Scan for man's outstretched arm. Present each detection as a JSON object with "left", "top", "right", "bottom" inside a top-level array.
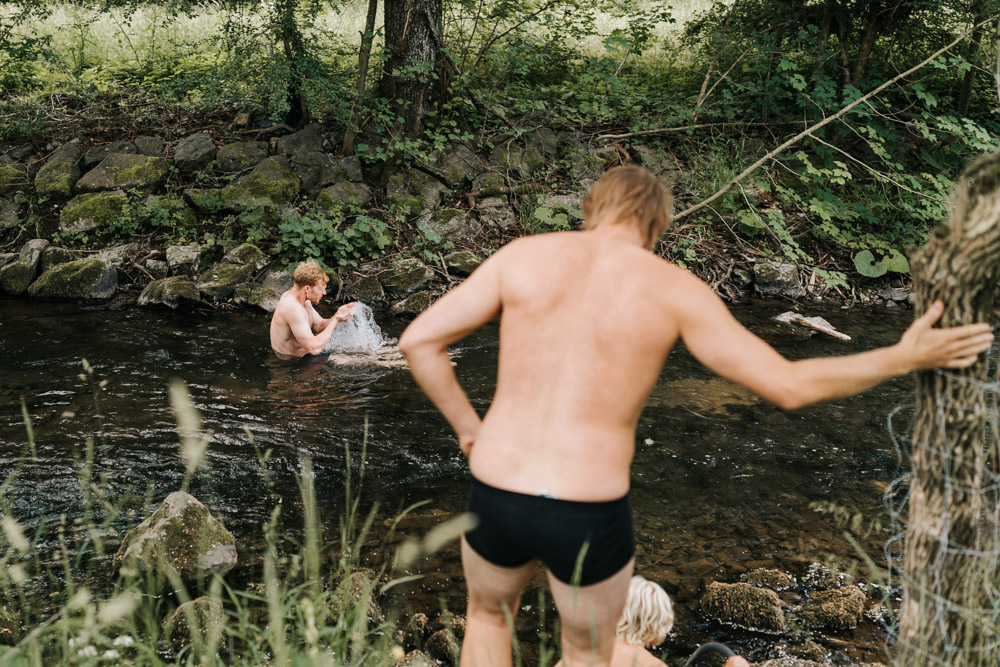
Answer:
[
  {"left": 399, "top": 256, "right": 503, "bottom": 455},
  {"left": 675, "top": 277, "right": 993, "bottom": 410},
  {"left": 288, "top": 302, "right": 356, "bottom": 355}
]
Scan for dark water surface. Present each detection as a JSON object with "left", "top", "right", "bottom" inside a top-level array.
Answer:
[{"left": 0, "top": 296, "right": 916, "bottom": 662}]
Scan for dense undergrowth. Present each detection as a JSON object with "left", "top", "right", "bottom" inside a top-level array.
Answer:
[{"left": 1, "top": 0, "right": 998, "bottom": 295}]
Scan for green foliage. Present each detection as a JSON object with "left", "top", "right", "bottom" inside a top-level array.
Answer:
[
  {"left": 412, "top": 225, "right": 455, "bottom": 265},
  {"left": 273, "top": 205, "right": 392, "bottom": 268}
]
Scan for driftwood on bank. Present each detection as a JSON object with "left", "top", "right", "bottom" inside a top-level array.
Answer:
[
  {"left": 773, "top": 311, "right": 852, "bottom": 341},
  {"left": 897, "top": 150, "right": 1000, "bottom": 667}
]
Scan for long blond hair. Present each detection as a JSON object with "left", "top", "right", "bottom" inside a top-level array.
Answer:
[
  {"left": 616, "top": 575, "right": 674, "bottom": 647},
  {"left": 582, "top": 166, "right": 672, "bottom": 249}
]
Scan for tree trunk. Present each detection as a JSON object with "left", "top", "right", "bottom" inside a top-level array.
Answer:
[
  {"left": 897, "top": 150, "right": 1000, "bottom": 667},
  {"left": 343, "top": 0, "right": 380, "bottom": 153},
  {"left": 957, "top": 0, "right": 986, "bottom": 117},
  {"left": 378, "top": 0, "right": 443, "bottom": 139}
]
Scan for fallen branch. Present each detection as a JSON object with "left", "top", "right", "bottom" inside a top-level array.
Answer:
[{"left": 774, "top": 311, "right": 852, "bottom": 341}]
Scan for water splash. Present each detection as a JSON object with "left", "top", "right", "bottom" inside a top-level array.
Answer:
[{"left": 323, "top": 303, "right": 387, "bottom": 356}]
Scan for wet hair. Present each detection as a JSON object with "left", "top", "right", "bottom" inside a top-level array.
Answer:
[
  {"left": 293, "top": 261, "right": 328, "bottom": 288},
  {"left": 616, "top": 575, "right": 674, "bottom": 647},
  {"left": 582, "top": 166, "right": 672, "bottom": 249}
]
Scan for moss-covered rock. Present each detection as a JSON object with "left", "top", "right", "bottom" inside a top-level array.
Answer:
[
  {"left": 34, "top": 144, "right": 82, "bottom": 199},
  {"left": 743, "top": 568, "right": 797, "bottom": 592},
  {"left": 232, "top": 283, "right": 279, "bottom": 312},
  {"left": 443, "top": 251, "right": 482, "bottom": 277},
  {"left": 0, "top": 239, "right": 49, "bottom": 295},
  {"left": 380, "top": 258, "right": 434, "bottom": 299},
  {"left": 197, "top": 262, "right": 256, "bottom": 301},
  {"left": 344, "top": 274, "right": 385, "bottom": 303},
  {"left": 391, "top": 290, "right": 433, "bottom": 318},
  {"left": 317, "top": 181, "right": 373, "bottom": 212},
  {"left": 161, "top": 596, "right": 225, "bottom": 657},
  {"left": 60, "top": 191, "right": 128, "bottom": 234},
  {"left": 291, "top": 150, "right": 340, "bottom": 196},
  {"left": 76, "top": 153, "right": 169, "bottom": 194},
  {"left": 0, "top": 164, "right": 27, "bottom": 196},
  {"left": 799, "top": 585, "right": 865, "bottom": 630},
  {"left": 399, "top": 650, "right": 435, "bottom": 667},
  {"left": 479, "top": 197, "right": 517, "bottom": 230},
  {"left": 386, "top": 169, "right": 444, "bottom": 216},
  {"left": 417, "top": 208, "right": 483, "bottom": 243},
  {"left": 183, "top": 187, "right": 225, "bottom": 213},
  {"left": 220, "top": 156, "right": 300, "bottom": 212},
  {"left": 83, "top": 141, "right": 136, "bottom": 170},
  {"left": 275, "top": 122, "right": 325, "bottom": 156},
  {"left": 490, "top": 141, "right": 545, "bottom": 178},
  {"left": 329, "top": 569, "right": 384, "bottom": 624},
  {"left": 113, "top": 491, "right": 236, "bottom": 580},
  {"left": 753, "top": 261, "right": 805, "bottom": 299},
  {"left": 216, "top": 141, "right": 268, "bottom": 173},
  {"left": 138, "top": 276, "right": 202, "bottom": 309},
  {"left": 96, "top": 242, "right": 141, "bottom": 266},
  {"left": 430, "top": 144, "right": 488, "bottom": 186},
  {"left": 28, "top": 258, "right": 117, "bottom": 300},
  {"left": 223, "top": 243, "right": 267, "bottom": 271},
  {"left": 701, "top": 581, "right": 786, "bottom": 633},
  {"left": 173, "top": 132, "right": 217, "bottom": 172},
  {"left": 260, "top": 265, "right": 294, "bottom": 293},
  {"left": 39, "top": 247, "right": 84, "bottom": 272}
]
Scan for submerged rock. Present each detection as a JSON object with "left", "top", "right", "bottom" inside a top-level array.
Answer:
[
  {"left": 743, "top": 568, "right": 797, "bottom": 592},
  {"left": 329, "top": 569, "right": 384, "bottom": 624},
  {"left": 28, "top": 258, "right": 117, "bottom": 300},
  {"left": 701, "top": 581, "right": 786, "bottom": 633},
  {"left": 800, "top": 585, "right": 865, "bottom": 630},
  {"left": 113, "top": 491, "right": 236, "bottom": 580},
  {"left": 161, "top": 596, "right": 226, "bottom": 656}
]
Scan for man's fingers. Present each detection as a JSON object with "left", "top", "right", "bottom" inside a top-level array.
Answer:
[{"left": 916, "top": 300, "right": 945, "bottom": 328}]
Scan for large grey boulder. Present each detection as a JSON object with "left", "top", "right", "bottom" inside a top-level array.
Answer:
[
  {"left": 478, "top": 197, "right": 517, "bottom": 230},
  {"left": 83, "top": 141, "right": 136, "bottom": 170},
  {"left": 220, "top": 156, "right": 300, "bottom": 211},
  {"left": 166, "top": 245, "right": 201, "bottom": 277},
  {"left": 28, "top": 258, "right": 117, "bottom": 300},
  {"left": 490, "top": 140, "right": 544, "bottom": 178},
  {"left": 216, "top": 141, "right": 268, "bottom": 173},
  {"left": 113, "top": 491, "right": 236, "bottom": 580},
  {"left": 0, "top": 164, "right": 27, "bottom": 196},
  {"left": 197, "top": 262, "right": 256, "bottom": 301},
  {"left": 34, "top": 144, "right": 82, "bottom": 199},
  {"left": 290, "top": 150, "right": 340, "bottom": 196},
  {"left": 701, "top": 581, "right": 786, "bottom": 633},
  {"left": 76, "top": 154, "right": 170, "bottom": 194},
  {"left": 173, "top": 133, "right": 217, "bottom": 172},
  {"left": 430, "top": 145, "right": 488, "bottom": 186},
  {"left": 96, "top": 243, "right": 141, "bottom": 266},
  {"left": 275, "top": 123, "right": 325, "bottom": 156},
  {"left": 753, "top": 261, "right": 805, "bottom": 299},
  {"left": 380, "top": 258, "right": 434, "bottom": 299},
  {"left": 0, "top": 239, "right": 49, "bottom": 296},
  {"left": 343, "top": 275, "right": 384, "bottom": 303},
  {"left": 0, "top": 239, "right": 49, "bottom": 295},
  {"left": 416, "top": 208, "right": 483, "bottom": 243},
  {"left": 317, "top": 181, "right": 373, "bottom": 211},
  {"left": 138, "top": 276, "right": 202, "bottom": 309},
  {"left": 386, "top": 169, "right": 444, "bottom": 216},
  {"left": 1, "top": 198, "right": 21, "bottom": 230},
  {"left": 259, "top": 266, "right": 294, "bottom": 293},
  {"left": 60, "top": 191, "right": 128, "bottom": 234}
]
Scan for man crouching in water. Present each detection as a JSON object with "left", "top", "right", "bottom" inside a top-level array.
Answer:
[
  {"left": 398, "top": 166, "right": 994, "bottom": 667},
  {"left": 270, "top": 260, "right": 357, "bottom": 360}
]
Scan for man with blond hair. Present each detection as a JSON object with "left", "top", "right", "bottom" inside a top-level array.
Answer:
[
  {"left": 399, "top": 166, "right": 993, "bottom": 667},
  {"left": 269, "top": 260, "right": 357, "bottom": 359}
]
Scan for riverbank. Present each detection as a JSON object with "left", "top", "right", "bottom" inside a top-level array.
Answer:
[{"left": 0, "top": 103, "right": 919, "bottom": 317}]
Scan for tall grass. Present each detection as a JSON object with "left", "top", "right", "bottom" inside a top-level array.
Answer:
[{"left": 0, "top": 361, "right": 467, "bottom": 666}]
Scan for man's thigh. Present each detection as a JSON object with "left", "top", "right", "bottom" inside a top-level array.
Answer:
[
  {"left": 461, "top": 536, "right": 539, "bottom": 612},
  {"left": 546, "top": 557, "right": 634, "bottom": 659}
]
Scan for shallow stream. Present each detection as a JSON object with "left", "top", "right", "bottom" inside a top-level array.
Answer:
[{"left": 0, "top": 296, "right": 918, "bottom": 663}]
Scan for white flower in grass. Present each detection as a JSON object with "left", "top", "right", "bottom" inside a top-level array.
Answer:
[
  {"left": 77, "top": 645, "right": 98, "bottom": 658},
  {"left": 98, "top": 592, "right": 139, "bottom": 624},
  {"left": 112, "top": 635, "right": 135, "bottom": 647},
  {"left": 7, "top": 564, "right": 26, "bottom": 586},
  {"left": 1, "top": 516, "right": 29, "bottom": 554},
  {"left": 101, "top": 650, "right": 120, "bottom": 660}
]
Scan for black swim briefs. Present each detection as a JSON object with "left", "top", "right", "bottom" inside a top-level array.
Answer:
[{"left": 463, "top": 476, "right": 635, "bottom": 586}]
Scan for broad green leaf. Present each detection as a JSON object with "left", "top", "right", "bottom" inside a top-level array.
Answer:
[{"left": 854, "top": 250, "right": 887, "bottom": 278}]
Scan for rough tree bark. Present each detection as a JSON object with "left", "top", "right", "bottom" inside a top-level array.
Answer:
[
  {"left": 378, "top": 0, "right": 443, "bottom": 139},
  {"left": 897, "top": 150, "right": 1000, "bottom": 666}
]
